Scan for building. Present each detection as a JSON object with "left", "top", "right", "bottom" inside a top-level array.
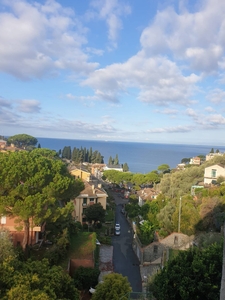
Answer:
[
  {"left": 189, "top": 156, "right": 201, "bottom": 165},
  {"left": 0, "top": 215, "right": 43, "bottom": 247},
  {"left": 206, "top": 152, "right": 223, "bottom": 161},
  {"left": 0, "top": 139, "right": 7, "bottom": 148},
  {"left": 137, "top": 188, "right": 159, "bottom": 207},
  {"left": 204, "top": 164, "right": 225, "bottom": 184},
  {"left": 103, "top": 164, "right": 123, "bottom": 172},
  {"left": 70, "top": 168, "right": 91, "bottom": 181},
  {"left": 72, "top": 181, "right": 108, "bottom": 223}
]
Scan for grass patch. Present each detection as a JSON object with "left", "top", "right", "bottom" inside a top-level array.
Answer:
[
  {"left": 105, "top": 208, "right": 114, "bottom": 222},
  {"left": 69, "top": 232, "right": 96, "bottom": 259}
]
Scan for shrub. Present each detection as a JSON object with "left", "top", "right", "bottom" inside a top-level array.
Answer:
[{"left": 73, "top": 266, "right": 100, "bottom": 290}]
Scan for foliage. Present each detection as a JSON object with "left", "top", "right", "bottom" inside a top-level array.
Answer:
[
  {"left": 123, "top": 162, "right": 129, "bottom": 172},
  {"left": 73, "top": 266, "right": 100, "bottom": 290},
  {"left": 71, "top": 146, "right": 104, "bottom": 163},
  {"left": 125, "top": 202, "right": 140, "bottom": 219},
  {"left": 0, "top": 149, "right": 84, "bottom": 250},
  {"left": 0, "top": 229, "right": 16, "bottom": 263},
  {"left": 157, "top": 164, "right": 170, "bottom": 173},
  {"left": 7, "top": 134, "right": 38, "bottom": 148},
  {"left": 157, "top": 201, "right": 176, "bottom": 234},
  {"left": 103, "top": 170, "right": 158, "bottom": 186},
  {"left": 85, "top": 203, "right": 106, "bottom": 225},
  {"left": 92, "top": 273, "right": 132, "bottom": 300},
  {"left": 137, "top": 220, "right": 155, "bottom": 245},
  {"left": 159, "top": 166, "right": 204, "bottom": 198},
  {"left": 150, "top": 243, "right": 222, "bottom": 300},
  {"left": 0, "top": 257, "right": 79, "bottom": 300},
  {"left": 62, "top": 146, "right": 72, "bottom": 160}
]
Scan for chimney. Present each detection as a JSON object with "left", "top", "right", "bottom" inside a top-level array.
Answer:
[{"left": 98, "top": 183, "right": 102, "bottom": 188}]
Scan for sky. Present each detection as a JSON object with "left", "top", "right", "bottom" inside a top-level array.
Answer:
[{"left": 0, "top": 0, "right": 225, "bottom": 145}]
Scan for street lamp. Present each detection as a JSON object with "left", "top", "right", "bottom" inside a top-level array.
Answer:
[{"left": 178, "top": 196, "right": 182, "bottom": 233}]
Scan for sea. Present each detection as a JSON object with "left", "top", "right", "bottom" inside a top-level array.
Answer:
[{"left": 37, "top": 137, "right": 225, "bottom": 174}]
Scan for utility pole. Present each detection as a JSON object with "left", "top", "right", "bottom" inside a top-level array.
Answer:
[{"left": 178, "top": 196, "right": 182, "bottom": 232}]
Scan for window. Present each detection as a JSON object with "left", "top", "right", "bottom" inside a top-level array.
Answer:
[
  {"left": 174, "top": 235, "right": 178, "bottom": 245},
  {"left": 90, "top": 198, "right": 95, "bottom": 203},
  {"left": 0, "top": 216, "right": 6, "bottom": 224},
  {"left": 153, "top": 245, "right": 158, "bottom": 254},
  {"left": 83, "top": 198, "right": 87, "bottom": 206},
  {"left": 211, "top": 169, "right": 217, "bottom": 178},
  {"left": 83, "top": 208, "right": 87, "bottom": 215}
]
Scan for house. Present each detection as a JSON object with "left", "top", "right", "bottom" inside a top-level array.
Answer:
[
  {"left": 204, "top": 164, "right": 225, "bottom": 184},
  {"left": 71, "top": 181, "right": 108, "bottom": 223},
  {"left": 0, "top": 215, "right": 43, "bottom": 247},
  {"left": 70, "top": 168, "right": 91, "bottom": 181},
  {"left": 103, "top": 164, "right": 123, "bottom": 172},
  {"left": 176, "top": 163, "right": 186, "bottom": 170},
  {"left": 189, "top": 156, "right": 201, "bottom": 165},
  {"left": 91, "top": 163, "right": 106, "bottom": 178},
  {"left": 133, "top": 232, "right": 194, "bottom": 283},
  {"left": 206, "top": 152, "right": 223, "bottom": 161},
  {"left": 0, "top": 139, "right": 7, "bottom": 148},
  {"left": 137, "top": 188, "right": 159, "bottom": 206}
]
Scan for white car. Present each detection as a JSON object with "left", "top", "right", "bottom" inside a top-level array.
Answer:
[
  {"left": 115, "top": 223, "right": 120, "bottom": 231},
  {"left": 115, "top": 229, "right": 120, "bottom": 236}
]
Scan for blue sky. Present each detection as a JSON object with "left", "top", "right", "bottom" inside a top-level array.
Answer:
[{"left": 0, "top": 0, "right": 225, "bottom": 145}]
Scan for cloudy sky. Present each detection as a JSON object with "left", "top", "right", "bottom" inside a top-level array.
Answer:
[{"left": 0, "top": 0, "right": 225, "bottom": 145}]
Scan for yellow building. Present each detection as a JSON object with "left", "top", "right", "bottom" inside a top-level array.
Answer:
[
  {"left": 72, "top": 181, "right": 108, "bottom": 223},
  {"left": 70, "top": 168, "right": 91, "bottom": 181}
]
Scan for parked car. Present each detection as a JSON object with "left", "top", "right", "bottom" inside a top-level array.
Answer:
[
  {"left": 115, "top": 223, "right": 120, "bottom": 230},
  {"left": 115, "top": 229, "right": 120, "bottom": 236}
]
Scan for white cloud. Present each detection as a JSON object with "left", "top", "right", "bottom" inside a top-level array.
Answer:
[
  {"left": 146, "top": 125, "right": 193, "bottom": 134},
  {"left": 207, "top": 89, "right": 225, "bottom": 103},
  {"left": 140, "top": 0, "right": 225, "bottom": 73},
  {"left": 205, "top": 106, "right": 215, "bottom": 113},
  {"left": 90, "top": 0, "right": 131, "bottom": 48},
  {"left": 83, "top": 52, "right": 200, "bottom": 105},
  {"left": 17, "top": 100, "right": 41, "bottom": 113},
  {"left": 0, "top": 0, "right": 98, "bottom": 79}
]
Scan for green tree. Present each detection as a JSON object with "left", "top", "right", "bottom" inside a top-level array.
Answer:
[
  {"left": 85, "top": 203, "right": 105, "bottom": 225},
  {"left": 62, "top": 146, "right": 71, "bottom": 159},
  {"left": 0, "top": 229, "right": 16, "bottom": 263},
  {"left": 123, "top": 163, "right": 129, "bottom": 172},
  {"left": 108, "top": 156, "right": 113, "bottom": 165},
  {"left": 4, "top": 259, "right": 80, "bottom": 300},
  {"left": 73, "top": 266, "right": 100, "bottom": 290},
  {"left": 181, "top": 158, "right": 190, "bottom": 164},
  {"left": 0, "top": 149, "right": 83, "bottom": 250},
  {"left": 7, "top": 134, "right": 38, "bottom": 149},
  {"left": 92, "top": 273, "right": 132, "bottom": 300},
  {"left": 151, "top": 243, "right": 222, "bottom": 300},
  {"left": 157, "top": 164, "right": 170, "bottom": 173},
  {"left": 114, "top": 154, "right": 119, "bottom": 165}
]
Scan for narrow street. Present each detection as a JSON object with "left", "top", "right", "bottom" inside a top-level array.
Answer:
[{"left": 111, "top": 191, "right": 142, "bottom": 297}]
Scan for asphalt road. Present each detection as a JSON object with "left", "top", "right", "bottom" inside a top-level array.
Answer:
[{"left": 111, "top": 191, "right": 142, "bottom": 296}]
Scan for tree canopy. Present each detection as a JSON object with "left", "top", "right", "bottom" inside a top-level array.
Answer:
[
  {"left": 84, "top": 203, "right": 105, "bottom": 225},
  {"left": 0, "top": 258, "right": 79, "bottom": 300},
  {"left": 0, "top": 149, "right": 84, "bottom": 250},
  {"left": 92, "top": 273, "right": 132, "bottom": 300},
  {"left": 151, "top": 242, "right": 222, "bottom": 300},
  {"left": 7, "top": 134, "right": 38, "bottom": 148}
]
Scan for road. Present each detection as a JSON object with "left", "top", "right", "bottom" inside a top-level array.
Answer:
[{"left": 111, "top": 191, "right": 142, "bottom": 297}]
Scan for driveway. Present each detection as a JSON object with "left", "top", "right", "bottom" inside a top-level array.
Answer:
[{"left": 112, "top": 191, "right": 142, "bottom": 296}]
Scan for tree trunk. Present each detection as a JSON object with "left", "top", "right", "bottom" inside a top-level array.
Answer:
[
  {"left": 22, "top": 220, "right": 30, "bottom": 251},
  {"left": 220, "top": 221, "right": 225, "bottom": 300}
]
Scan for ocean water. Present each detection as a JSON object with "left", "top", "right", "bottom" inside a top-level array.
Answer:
[{"left": 37, "top": 137, "right": 225, "bottom": 174}]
